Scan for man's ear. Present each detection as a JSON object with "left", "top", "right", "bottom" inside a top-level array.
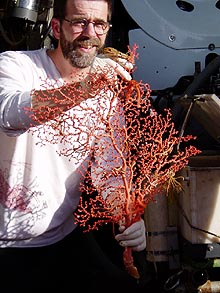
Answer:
[{"left": 51, "top": 18, "right": 61, "bottom": 39}]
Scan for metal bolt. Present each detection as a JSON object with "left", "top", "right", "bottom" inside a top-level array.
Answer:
[
  {"left": 207, "top": 244, "right": 214, "bottom": 251},
  {"left": 169, "top": 34, "right": 176, "bottom": 42}
]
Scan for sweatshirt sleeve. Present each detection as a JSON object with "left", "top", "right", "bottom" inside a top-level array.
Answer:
[{"left": 0, "top": 51, "right": 37, "bottom": 136}]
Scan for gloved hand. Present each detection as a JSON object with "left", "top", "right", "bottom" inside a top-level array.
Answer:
[
  {"left": 115, "top": 218, "right": 146, "bottom": 252},
  {"left": 92, "top": 53, "right": 133, "bottom": 81}
]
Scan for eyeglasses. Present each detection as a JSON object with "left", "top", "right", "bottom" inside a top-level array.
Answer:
[{"left": 63, "top": 18, "right": 112, "bottom": 35}]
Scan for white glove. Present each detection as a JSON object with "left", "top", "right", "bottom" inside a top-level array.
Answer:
[
  {"left": 92, "top": 54, "right": 133, "bottom": 81},
  {"left": 115, "top": 218, "right": 146, "bottom": 252}
]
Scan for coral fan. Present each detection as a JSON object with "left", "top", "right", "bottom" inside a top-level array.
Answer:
[{"left": 28, "top": 46, "right": 201, "bottom": 279}]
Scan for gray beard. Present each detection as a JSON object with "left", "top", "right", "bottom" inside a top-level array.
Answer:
[
  {"left": 60, "top": 29, "right": 99, "bottom": 68},
  {"left": 67, "top": 50, "right": 95, "bottom": 68}
]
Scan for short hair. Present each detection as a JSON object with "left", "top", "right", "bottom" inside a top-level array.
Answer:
[{"left": 53, "top": 0, "right": 112, "bottom": 22}]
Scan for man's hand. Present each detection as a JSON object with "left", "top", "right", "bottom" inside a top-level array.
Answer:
[
  {"left": 92, "top": 54, "right": 133, "bottom": 81},
  {"left": 115, "top": 218, "right": 146, "bottom": 252}
]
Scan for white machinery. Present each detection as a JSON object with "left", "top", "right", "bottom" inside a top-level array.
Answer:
[{"left": 121, "top": 0, "right": 220, "bottom": 90}]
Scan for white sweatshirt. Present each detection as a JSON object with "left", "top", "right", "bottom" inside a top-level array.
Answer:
[{"left": 0, "top": 48, "right": 118, "bottom": 247}]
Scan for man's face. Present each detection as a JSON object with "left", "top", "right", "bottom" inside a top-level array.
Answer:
[{"left": 60, "top": 0, "right": 109, "bottom": 68}]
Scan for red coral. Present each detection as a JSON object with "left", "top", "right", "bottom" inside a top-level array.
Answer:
[{"left": 28, "top": 45, "right": 201, "bottom": 279}]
